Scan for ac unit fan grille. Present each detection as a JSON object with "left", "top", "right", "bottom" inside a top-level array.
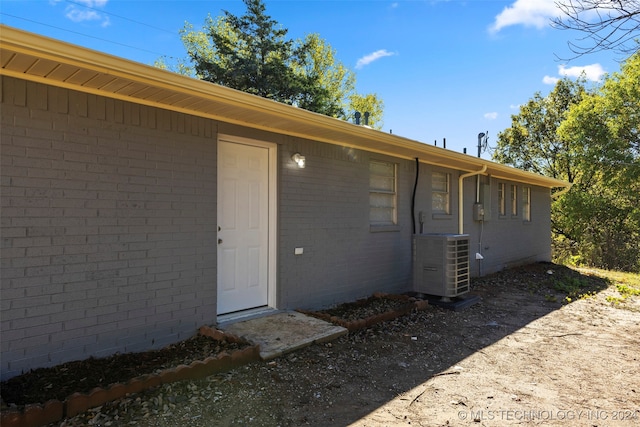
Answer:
[{"left": 413, "top": 234, "right": 470, "bottom": 297}]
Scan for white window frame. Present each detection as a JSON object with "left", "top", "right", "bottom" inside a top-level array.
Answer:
[
  {"left": 498, "top": 182, "right": 506, "bottom": 216},
  {"left": 369, "top": 160, "right": 397, "bottom": 226},
  {"left": 432, "top": 171, "right": 451, "bottom": 215},
  {"left": 510, "top": 184, "right": 518, "bottom": 217},
  {"left": 523, "top": 186, "right": 531, "bottom": 221}
]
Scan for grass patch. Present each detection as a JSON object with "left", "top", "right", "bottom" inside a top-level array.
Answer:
[
  {"left": 616, "top": 283, "right": 640, "bottom": 297},
  {"left": 576, "top": 268, "right": 640, "bottom": 308},
  {"left": 553, "top": 276, "right": 589, "bottom": 294},
  {"left": 552, "top": 274, "right": 608, "bottom": 303}
]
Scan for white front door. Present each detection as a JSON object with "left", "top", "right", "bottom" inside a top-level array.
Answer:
[{"left": 217, "top": 138, "right": 274, "bottom": 315}]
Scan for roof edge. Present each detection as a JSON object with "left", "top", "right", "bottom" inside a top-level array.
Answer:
[{"left": 0, "top": 25, "right": 570, "bottom": 189}]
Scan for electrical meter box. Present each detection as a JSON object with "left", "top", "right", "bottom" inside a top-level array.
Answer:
[{"left": 473, "top": 203, "right": 485, "bottom": 221}]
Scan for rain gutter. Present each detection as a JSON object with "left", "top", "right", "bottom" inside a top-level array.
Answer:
[{"left": 551, "top": 183, "right": 573, "bottom": 199}]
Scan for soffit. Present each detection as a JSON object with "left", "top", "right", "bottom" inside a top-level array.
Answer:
[{"left": 0, "top": 25, "right": 568, "bottom": 189}]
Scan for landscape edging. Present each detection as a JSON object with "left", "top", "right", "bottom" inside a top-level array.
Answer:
[
  {"left": 298, "top": 292, "right": 429, "bottom": 332},
  {"left": 0, "top": 327, "right": 260, "bottom": 427}
]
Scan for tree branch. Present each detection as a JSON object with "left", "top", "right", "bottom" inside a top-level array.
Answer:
[{"left": 552, "top": 0, "right": 640, "bottom": 59}]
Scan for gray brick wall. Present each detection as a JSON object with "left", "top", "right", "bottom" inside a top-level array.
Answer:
[
  {"left": 461, "top": 177, "right": 552, "bottom": 276},
  {"left": 235, "top": 134, "right": 553, "bottom": 310},
  {"left": 1, "top": 76, "right": 217, "bottom": 380},
  {"left": 276, "top": 139, "right": 415, "bottom": 310},
  {"left": 1, "top": 74, "right": 555, "bottom": 380}
]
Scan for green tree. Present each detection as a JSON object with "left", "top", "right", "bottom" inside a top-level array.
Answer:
[
  {"left": 159, "top": 0, "right": 383, "bottom": 123},
  {"left": 493, "top": 55, "right": 640, "bottom": 272},
  {"left": 492, "top": 77, "right": 587, "bottom": 181},
  {"left": 291, "top": 33, "right": 354, "bottom": 118},
  {"left": 157, "top": 16, "right": 230, "bottom": 78},
  {"left": 557, "top": 53, "right": 640, "bottom": 271},
  {"left": 191, "top": 0, "right": 319, "bottom": 107},
  {"left": 292, "top": 33, "right": 384, "bottom": 127}
]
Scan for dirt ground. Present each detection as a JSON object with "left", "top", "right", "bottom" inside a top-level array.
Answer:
[{"left": 55, "top": 263, "right": 639, "bottom": 427}]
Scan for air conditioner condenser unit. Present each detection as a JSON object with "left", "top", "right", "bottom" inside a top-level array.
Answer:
[{"left": 412, "top": 233, "right": 470, "bottom": 298}]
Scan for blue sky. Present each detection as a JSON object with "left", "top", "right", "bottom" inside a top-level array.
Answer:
[{"left": 0, "top": 0, "right": 621, "bottom": 158}]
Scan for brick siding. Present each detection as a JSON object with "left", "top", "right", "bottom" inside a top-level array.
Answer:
[
  {"left": 1, "top": 76, "right": 217, "bottom": 380},
  {"left": 0, "top": 75, "right": 553, "bottom": 380}
]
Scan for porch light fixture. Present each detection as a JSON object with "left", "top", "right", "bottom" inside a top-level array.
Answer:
[{"left": 291, "top": 152, "right": 306, "bottom": 168}]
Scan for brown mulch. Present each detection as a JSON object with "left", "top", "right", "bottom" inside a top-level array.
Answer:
[
  {"left": 318, "top": 294, "right": 413, "bottom": 322},
  {"left": 0, "top": 334, "right": 247, "bottom": 407},
  {"left": 1, "top": 294, "right": 417, "bottom": 410}
]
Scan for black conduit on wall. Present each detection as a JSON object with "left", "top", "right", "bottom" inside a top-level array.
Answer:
[{"left": 412, "top": 157, "right": 419, "bottom": 234}]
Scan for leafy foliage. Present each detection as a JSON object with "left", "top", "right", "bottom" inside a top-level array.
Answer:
[
  {"left": 492, "top": 78, "right": 587, "bottom": 180},
  {"left": 158, "top": 0, "right": 383, "bottom": 126},
  {"left": 494, "top": 53, "right": 640, "bottom": 272},
  {"left": 192, "top": 0, "right": 321, "bottom": 108},
  {"left": 291, "top": 33, "right": 354, "bottom": 118}
]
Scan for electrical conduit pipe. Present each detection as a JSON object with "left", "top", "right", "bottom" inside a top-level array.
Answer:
[{"left": 458, "top": 165, "right": 487, "bottom": 234}]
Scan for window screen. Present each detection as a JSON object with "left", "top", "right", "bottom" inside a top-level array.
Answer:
[
  {"left": 369, "top": 160, "right": 397, "bottom": 225},
  {"left": 432, "top": 172, "right": 450, "bottom": 214}
]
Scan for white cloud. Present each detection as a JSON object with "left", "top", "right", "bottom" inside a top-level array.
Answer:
[
  {"left": 484, "top": 112, "right": 498, "bottom": 120},
  {"left": 61, "top": 0, "right": 110, "bottom": 26},
  {"left": 543, "top": 63, "right": 605, "bottom": 85},
  {"left": 559, "top": 63, "right": 606, "bottom": 81},
  {"left": 67, "top": 0, "right": 108, "bottom": 6},
  {"left": 65, "top": 8, "right": 100, "bottom": 22},
  {"left": 355, "top": 50, "right": 396, "bottom": 69},
  {"left": 489, "top": 0, "right": 559, "bottom": 33}
]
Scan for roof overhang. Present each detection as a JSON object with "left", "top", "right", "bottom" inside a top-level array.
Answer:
[{"left": 0, "top": 25, "right": 569, "bottom": 189}]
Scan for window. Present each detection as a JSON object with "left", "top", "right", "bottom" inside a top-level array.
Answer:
[
  {"left": 369, "top": 160, "right": 397, "bottom": 225},
  {"left": 510, "top": 184, "right": 518, "bottom": 216},
  {"left": 498, "top": 183, "right": 506, "bottom": 216},
  {"left": 432, "top": 171, "right": 450, "bottom": 214},
  {"left": 523, "top": 187, "right": 531, "bottom": 221}
]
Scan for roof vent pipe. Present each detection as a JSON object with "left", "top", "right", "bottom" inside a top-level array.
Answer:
[
  {"left": 478, "top": 132, "right": 489, "bottom": 158},
  {"left": 477, "top": 132, "right": 485, "bottom": 158},
  {"left": 354, "top": 111, "right": 371, "bottom": 126}
]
